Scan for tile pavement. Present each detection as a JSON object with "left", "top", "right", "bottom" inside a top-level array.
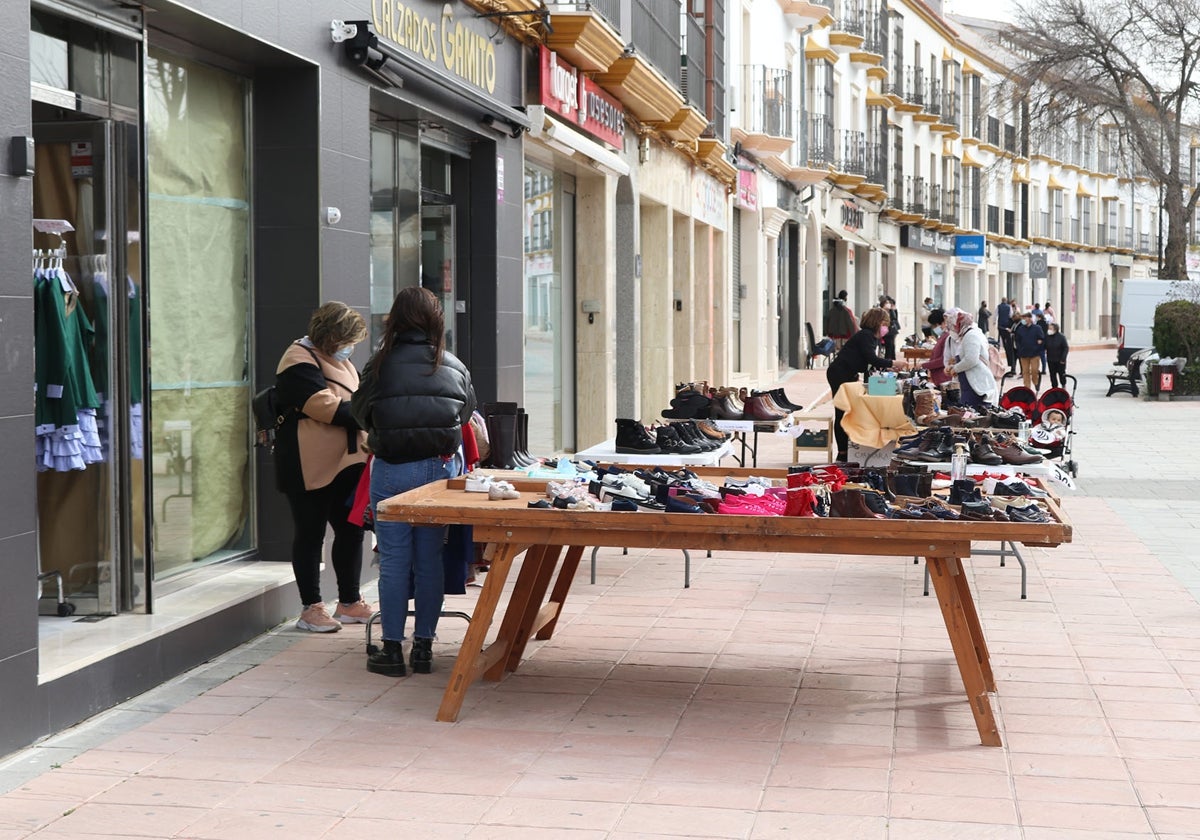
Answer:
[{"left": 2, "top": 347, "right": 1199, "bottom": 839}]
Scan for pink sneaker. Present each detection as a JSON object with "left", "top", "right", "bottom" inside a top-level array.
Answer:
[
  {"left": 297, "top": 602, "right": 342, "bottom": 633},
  {"left": 333, "top": 599, "right": 376, "bottom": 625}
]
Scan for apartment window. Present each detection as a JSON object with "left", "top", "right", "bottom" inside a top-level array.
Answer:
[{"left": 1052, "top": 189, "right": 1064, "bottom": 240}]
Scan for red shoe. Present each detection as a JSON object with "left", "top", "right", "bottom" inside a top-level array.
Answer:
[{"left": 784, "top": 487, "right": 817, "bottom": 517}]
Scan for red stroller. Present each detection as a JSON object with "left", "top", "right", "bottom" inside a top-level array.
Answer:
[
  {"left": 1030, "top": 376, "right": 1078, "bottom": 476},
  {"left": 999, "top": 384, "right": 1039, "bottom": 421}
]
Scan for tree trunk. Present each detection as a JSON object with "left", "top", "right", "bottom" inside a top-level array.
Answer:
[{"left": 1163, "top": 180, "right": 1189, "bottom": 280}]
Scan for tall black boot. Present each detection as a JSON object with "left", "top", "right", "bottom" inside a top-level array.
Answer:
[
  {"left": 410, "top": 637, "right": 434, "bottom": 674},
  {"left": 367, "top": 639, "right": 406, "bottom": 677},
  {"left": 485, "top": 413, "right": 518, "bottom": 469},
  {"left": 513, "top": 408, "right": 534, "bottom": 467}
]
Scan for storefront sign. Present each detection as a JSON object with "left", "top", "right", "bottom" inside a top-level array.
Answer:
[
  {"left": 900, "top": 225, "right": 954, "bottom": 254},
  {"left": 692, "top": 170, "right": 726, "bottom": 230},
  {"left": 1110, "top": 253, "right": 1133, "bottom": 267},
  {"left": 955, "top": 234, "right": 985, "bottom": 257},
  {"left": 1029, "top": 252, "right": 1048, "bottom": 279},
  {"left": 371, "top": 0, "right": 497, "bottom": 93},
  {"left": 999, "top": 251, "right": 1025, "bottom": 274},
  {"left": 538, "top": 47, "right": 626, "bottom": 149},
  {"left": 1056, "top": 251, "right": 1076, "bottom": 264},
  {"left": 735, "top": 168, "right": 758, "bottom": 211},
  {"left": 841, "top": 199, "right": 864, "bottom": 232},
  {"left": 496, "top": 155, "right": 504, "bottom": 203}
]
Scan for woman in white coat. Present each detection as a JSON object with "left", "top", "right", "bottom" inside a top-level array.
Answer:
[{"left": 943, "top": 309, "right": 998, "bottom": 408}]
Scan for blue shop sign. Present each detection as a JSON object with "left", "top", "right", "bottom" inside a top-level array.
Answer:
[{"left": 955, "top": 234, "right": 985, "bottom": 257}]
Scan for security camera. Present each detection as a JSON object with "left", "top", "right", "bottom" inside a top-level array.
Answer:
[{"left": 325, "top": 207, "right": 342, "bottom": 225}]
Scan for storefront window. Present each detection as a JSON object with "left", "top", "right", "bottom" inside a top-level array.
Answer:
[
  {"left": 369, "top": 123, "right": 420, "bottom": 344},
  {"left": 145, "top": 49, "right": 253, "bottom": 577}
]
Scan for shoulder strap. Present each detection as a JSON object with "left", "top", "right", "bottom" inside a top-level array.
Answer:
[{"left": 292, "top": 341, "right": 356, "bottom": 394}]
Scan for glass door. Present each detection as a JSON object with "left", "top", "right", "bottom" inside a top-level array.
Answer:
[
  {"left": 32, "top": 117, "right": 147, "bottom": 615},
  {"left": 420, "top": 202, "right": 457, "bottom": 354}
]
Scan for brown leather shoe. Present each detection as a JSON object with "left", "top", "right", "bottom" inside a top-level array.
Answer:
[
  {"left": 988, "top": 434, "right": 1044, "bottom": 465},
  {"left": 742, "top": 395, "right": 789, "bottom": 421},
  {"left": 831, "top": 488, "right": 887, "bottom": 518}
]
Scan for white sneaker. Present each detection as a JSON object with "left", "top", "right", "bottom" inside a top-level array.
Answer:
[
  {"left": 488, "top": 481, "right": 520, "bottom": 500},
  {"left": 465, "top": 473, "right": 495, "bottom": 492}
]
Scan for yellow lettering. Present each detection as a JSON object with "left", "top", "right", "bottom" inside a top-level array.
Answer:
[
  {"left": 484, "top": 42, "right": 495, "bottom": 93},
  {"left": 370, "top": 0, "right": 381, "bottom": 35},
  {"left": 441, "top": 11, "right": 454, "bottom": 71},
  {"left": 464, "top": 28, "right": 476, "bottom": 85}
]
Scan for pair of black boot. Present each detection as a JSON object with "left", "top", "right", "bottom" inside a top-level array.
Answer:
[
  {"left": 367, "top": 637, "right": 433, "bottom": 677},
  {"left": 482, "top": 403, "right": 535, "bottom": 469}
]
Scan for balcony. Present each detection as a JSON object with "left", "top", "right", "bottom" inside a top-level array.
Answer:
[
  {"left": 806, "top": 115, "right": 835, "bottom": 167},
  {"left": 732, "top": 66, "right": 793, "bottom": 156},
  {"left": 630, "top": 0, "right": 682, "bottom": 86},
  {"left": 863, "top": 4, "right": 885, "bottom": 55},
  {"left": 942, "top": 89, "right": 961, "bottom": 131},
  {"left": 777, "top": 0, "right": 831, "bottom": 27},
  {"left": 908, "top": 175, "right": 927, "bottom": 217},
  {"left": 830, "top": 0, "right": 866, "bottom": 50},
  {"left": 830, "top": 129, "right": 867, "bottom": 188},
  {"left": 894, "top": 66, "right": 925, "bottom": 115},
  {"left": 682, "top": 13, "right": 705, "bottom": 111},
  {"left": 543, "top": 2, "right": 625, "bottom": 71},
  {"left": 942, "top": 189, "right": 960, "bottom": 228},
  {"left": 1004, "top": 209, "right": 1016, "bottom": 238},
  {"left": 1138, "top": 232, "right": 1153, "bottom": 254},
  {"left": 922, "top": 181, "right": 943, "bottom": 227}
]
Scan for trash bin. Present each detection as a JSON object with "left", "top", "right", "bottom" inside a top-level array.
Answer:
[
  {"left": 1147, "top": 364, "right": 1162, "bottom": 397},
  {"left": 1149, "top": 362, "right": 1177, "bottom": 399}
]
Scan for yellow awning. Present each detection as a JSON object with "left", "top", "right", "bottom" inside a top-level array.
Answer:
[
  {"left": 1076, "top": 182, "right": 1094, "bottom": 197},
  {"left": 962, "top": 148, "right": 984, "bottom": 168},
  {"left": 805, "top": 37, "right": 838, "bottom": 63},
  {"left": 1047, "top": 174, "right": 1066, "bottom": 190},
  {"left": 962, "top": 58, "right": 982, "bottom": 76},
  {"left": 1012, "top": 167, "right": 1031, "bottom": 184}
]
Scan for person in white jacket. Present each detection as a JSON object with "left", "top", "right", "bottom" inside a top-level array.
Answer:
[{"left": 943, "top": 308, "right": 998, "bottom": 407}]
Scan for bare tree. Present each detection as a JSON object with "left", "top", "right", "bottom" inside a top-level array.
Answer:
[{"left": 1003, "top": 0, "right": 1200, "bottom": 279}]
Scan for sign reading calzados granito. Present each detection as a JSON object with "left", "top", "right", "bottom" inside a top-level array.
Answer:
[{"left": 370, "top": 0, "right": 497, "bottom": 94}]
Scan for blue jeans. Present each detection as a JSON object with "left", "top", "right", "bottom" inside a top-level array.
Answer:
[{"left": 370, "top": 456, "right": 454, "bottom": 642}]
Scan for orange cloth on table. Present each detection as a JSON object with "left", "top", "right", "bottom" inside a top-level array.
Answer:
[{"left": 831, "top": 381, "right": 916, "bottom": 448}]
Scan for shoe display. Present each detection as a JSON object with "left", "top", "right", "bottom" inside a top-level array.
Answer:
[
  {"left": 464, "top": 473, "right": 495, "bottom": 492},
  {"left": 488, "top": 481, "right": 521, "bottom": 501},
  {"left": 297, "top": 602, "right": 342, "bottom": 633},
  {"left": 655, "top": 424, "right": 701, "bottom": 454},
  {"left": 333, "top": 599, "right": 375, "bottom": 625}
]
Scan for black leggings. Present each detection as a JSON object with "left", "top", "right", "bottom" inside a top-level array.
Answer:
[
  {"left": 285, "top": 464, "right": 366, "bottom": 606},
  {"left": 1049, "top": 361, "right": 1068, "bottom": 390},
  {"left": 827, "top": 371, "right": 856, "bottom": 460}
]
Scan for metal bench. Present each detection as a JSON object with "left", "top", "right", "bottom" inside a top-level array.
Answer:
[{"left": 1106, "top": 351, "right": 1153, "bottom": 397}]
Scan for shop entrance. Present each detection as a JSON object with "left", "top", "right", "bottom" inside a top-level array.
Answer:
[{"left": 32, "top": 112, "right": 147, "bottom": 617}]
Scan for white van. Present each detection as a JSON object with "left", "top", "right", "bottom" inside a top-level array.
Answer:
[{"left": 1118, "top": 278, "right": 1200, "bottom": 362}]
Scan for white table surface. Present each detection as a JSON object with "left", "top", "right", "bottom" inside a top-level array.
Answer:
[{"left": 575, "top": 439, "right": 731, "bottom": 466}]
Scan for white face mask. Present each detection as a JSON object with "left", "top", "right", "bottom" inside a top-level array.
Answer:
[
  {"left": 932, "top": 327, "right": 943, "bottom": 336},
  {"left": 332, "top": 345, "right": 354, "bottom": 362}
]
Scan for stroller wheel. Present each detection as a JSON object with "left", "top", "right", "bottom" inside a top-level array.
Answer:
[
  {"left": 1069, "top": 462, "right": 1078, "bottom": 477},
  {"left": 57, "top": 602, "right": 76, "bottom": 617}
]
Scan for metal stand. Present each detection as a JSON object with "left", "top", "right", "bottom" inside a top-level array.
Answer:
[
  {"left": 590, "top": 546, "right": 693, "bottom": 588},
  {"left": 364, "top": 607, "right": 472, "bottom": 654},
  {"left": 918, "top": 539, "right": 1027, "bottom": 599}
]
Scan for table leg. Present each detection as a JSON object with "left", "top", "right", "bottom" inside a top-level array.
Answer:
[
  {"left": 925, "top": 555, "right": 1002, "bottom": 747},
  {"left": 536, "top": 545, "right": 585, "bottom": 640},
  {"left": 436, "top": 542, "right": 521, "bottom": 723},
  {"left": 484, "top": 545, "right": 553, "bottom": 681},
  {"left": 498, "top": 545, "right": 565, "bottom": 674}
]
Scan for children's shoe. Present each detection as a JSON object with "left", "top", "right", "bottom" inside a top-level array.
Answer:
[
  {"left": 464, "top": 473, "right": 495, "bottom": 492},
  {"left": 488, "top": 481, "right": 520, "bottom": 501},
  {"left": 333, "top": 599, "right": 375, "bottom": 625},
  {"left": 297, "top": 602, "right": 342, "bottom": 633}
]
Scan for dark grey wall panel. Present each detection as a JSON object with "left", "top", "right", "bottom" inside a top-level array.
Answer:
[
  {"left": 0, "top": 532, "right": 37, "bottom": 660},
  {"left": 0, "top": 649, "right": 38, "bottom": 757}
]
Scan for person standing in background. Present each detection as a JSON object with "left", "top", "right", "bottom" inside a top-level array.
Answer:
[
  {"left": 919, "top": 296, "right": 935, "bottom": 337},
  {"left": 977, "top": 301, "right": 991, "bottom": 335},
  {"left": 1045, "top": 322, "right": 1070, "bottom": 389},
  {"left": 1011, "top": 309, "right": 1045, "bottom": 390},
  {"left": 825, "top": 307, "right": 905, "bottom": 463},
  {"left": 996, "top": 297, "right": 1014, "bottom": 373},
  {"left": 825, "top": 289, "right": 857, "bottom": 353},
  {"left": 273, "top": 302, "right": 373, "bottom": 633},
  {"left": 879, "top": 295, "right": 899, "bottom": 361}
]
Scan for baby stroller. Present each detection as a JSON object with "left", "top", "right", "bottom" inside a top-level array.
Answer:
[
  {"left": 998, "top": 383, "right": 1039, "bottom": 421},
  {"left": 1030, "top": 376, "right": 1078, "bottom": 477}
]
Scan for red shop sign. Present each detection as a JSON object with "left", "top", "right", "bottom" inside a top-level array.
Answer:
[
  {"left": 539, "top": 45, "right": 626, "bottom": 150},
  {"left": 735, "top": 168, "right": 758, "bottom": 211}
]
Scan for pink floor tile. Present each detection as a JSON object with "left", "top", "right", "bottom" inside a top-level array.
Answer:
[
  {"left": 182, "top": 807, "right": 339, "bottom": 839},
  {"left": 1145, "top": 805, "right": 1200, "bottom": 835},
  {"left": 613, "top": 802, "right": 757, "bottom": 837},
  {"left": 759, "top": 785, "right": 886, "bottom": 816},
  {"left": 884, "top": 818, "right": 1023, "bottom": 839},
  {"left": 1018, "top": 801, "right": 1155, "bottom": 833},
  {"left": 322, "top": 816, "right": 473, "bottom": 839},
  {"left": 889, "top": 792, "right": 1018, "bottom": 824},
  {"left": 36, "top": 801, "right": 207, "bottom": 837},
  {"left": 479, "top": 795, "right": 625, "bottom": 831},
  {"left": 632, "top": 779, "right": 763, "bottom": 810},
  {"left": 90, "top": 776, "right": 239, "bottom": 809},
  {"left": 750, "top": 811, "right": 888, "bottom": 839}
]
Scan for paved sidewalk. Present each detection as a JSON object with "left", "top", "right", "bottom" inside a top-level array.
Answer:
[{"left": 3, "top": 348, "right": 1200, "bottom": 839}]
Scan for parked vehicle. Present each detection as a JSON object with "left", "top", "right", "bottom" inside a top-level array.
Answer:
[{"left": 1118, "top": 278, "right": 1200, "bottom": 363}]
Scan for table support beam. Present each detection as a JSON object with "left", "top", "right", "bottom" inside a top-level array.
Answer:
[
  {"left": 536, "top": 545, "right": 584, "bottom": 640},
  {"left": 926, "top": 555, "right": 1001, "bottom": 746}
]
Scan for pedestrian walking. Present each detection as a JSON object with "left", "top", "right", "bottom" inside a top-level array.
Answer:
[
  {"left": 273, "top": 301, "right": 374, "bottom": 633},
  {"left": 1032, "top": 307, "right": 1049, "bottom": 374},
  {"left": 920, "top": 296, "right": 935, "bottom": 337},
  {"left": 352, "top": 287, "right": 476, "bottom": 678},
  {"left": 996, "top": 297, "right": 1015, "bottom": 372},
  {"left": 1011, "top": 309, "right": 1046, "bottom": 390},
  {"left": 1045, "top": 322, "right": 1070, "bottom": 389}
]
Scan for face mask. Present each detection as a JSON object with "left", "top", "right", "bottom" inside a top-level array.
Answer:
[
  {"left": 332, "top": 345, "right": 354, "bottom": 362},
  {"left": 878, "top": 325, "right": 889, "bottom": 338},
  {"left": 932, "top": 326, "right": 943, "bottom": 336}
]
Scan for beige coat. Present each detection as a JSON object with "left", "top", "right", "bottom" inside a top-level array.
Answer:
[{"left": 276, "top": 343, "right": 368, "bottom": 491}]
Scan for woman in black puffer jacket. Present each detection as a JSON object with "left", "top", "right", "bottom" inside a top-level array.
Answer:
[{"left": 351, "top": 287, "right": 476, "bottom": 678}]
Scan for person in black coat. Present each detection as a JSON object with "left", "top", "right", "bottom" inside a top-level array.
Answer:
[
  {"left": 879, "top": 294, "right": 900, "bottom": 361},
  {"left": 826, "top": 307, "right": 902, "bottom": 462},
  {"left": 977, "top": 301, "right": 991, "bottom": 334},
  {"left": 351, "top": 287, "right": 476, "bottom": 678},
  {"left": 1044, "top": 323, "right": 1070, "bottom": 389}
]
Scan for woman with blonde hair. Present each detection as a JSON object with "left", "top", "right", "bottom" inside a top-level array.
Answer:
[{"left": 273, "top": 301, "right": 373, "bottom": 632}]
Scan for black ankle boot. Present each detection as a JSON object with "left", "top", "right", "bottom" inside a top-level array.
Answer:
[
  {"left": 615, "top": 419, "right": 661, "bottom": 454},
  {"left": 410, "top": 637, "right": 433, "bottom": 674},
  {"left": 367, "top": 639, "right": 406, "bottom": 677}
]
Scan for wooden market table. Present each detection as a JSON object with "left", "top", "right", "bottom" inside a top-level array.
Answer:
[{"left": 377, "top": 471, "right": 1072, "bottom": 747}]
